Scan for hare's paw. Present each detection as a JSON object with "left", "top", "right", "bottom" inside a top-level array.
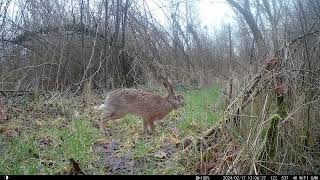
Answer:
[{"left": 152, "top": 129, "right": 160, "bottom": 135}]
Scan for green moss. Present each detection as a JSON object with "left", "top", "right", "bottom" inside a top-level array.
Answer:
[
  {"left": 276, "top": 96, "right": 287, "bottom": 118},
  {"left": 266, "top": 114, "right": 281, "bottom": 160}
]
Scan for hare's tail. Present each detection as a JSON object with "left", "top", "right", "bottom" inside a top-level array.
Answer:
[
  {"left": 96, "top": 103, "right": 106, "bottom": 110},
  {"left": 95, "top": 94, "right": 110, "bottom": 110}
]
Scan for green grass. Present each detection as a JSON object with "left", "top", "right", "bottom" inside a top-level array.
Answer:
[
  {"left": 179, "top": 85, "right": 223, "bottom": 136},
  {"left": 0, "top": 116, "right": 105, "bottom": 175},
  {"left": 0, "top": 84, "right": 223, "bottom": 175}
]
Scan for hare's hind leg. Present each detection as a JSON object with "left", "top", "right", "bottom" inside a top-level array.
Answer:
[
  {"left": 98, "top": 118, "right": 106, "bottom": 134},
  {"left": 100, "top": 111, "right": 126, "bottom": 135}
]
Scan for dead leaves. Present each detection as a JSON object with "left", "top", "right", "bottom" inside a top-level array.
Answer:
[
  {"left": 172, "top": 111, "right": 183, "bottom": 122},
  {"left": 2, "top": 127, "right": 21, "bottom": 139},
  {"left": 0, "top": 106, "right": 8, "bottom": 124},
  {"left": 28, "top": 148, "right": 40, "bottom": 159},
  {"left": 265, "top": 57, "right": 280, "bottom": 71},
  {"left": 69, "top": 158, "right": 85, "bottom": 175},
  {"left": 153, "top": 150, "right": 167, "bottom": 159},
  {"left": 27, "top": 148, "right": 58, "bottom": 170},
  {"left": 35, "top": 120, "right": 44, "bottom": 128},
  {"left": 158, "top": 144, "right": 177, "bottom": 158},
  {"left": 167, "top": 127, "right": 180, "bottom": 145},
  {"left": 54, "top": 158, "right": 86, "bottom": 175},
  {"left": 182, "top": 138, "right": 192, "bottom": 149},
  {"left": 38, "top": 136, "right": 55, "bottom": 150},
  {"left": 28, "top": 148, "right": 86, "bottom": 175},
  {"left": 196, "top": 141, "right": 240, "bottom": 175}
]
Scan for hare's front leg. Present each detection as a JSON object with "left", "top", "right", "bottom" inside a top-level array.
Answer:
[
  {"left": 143, "top": 120, "right": 148, "bottom": 133},
  {"left": 148, "top": 120, "right": 156, "bottom": 134}
]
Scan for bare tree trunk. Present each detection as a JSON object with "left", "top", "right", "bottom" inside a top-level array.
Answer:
[
  {"left": 103, "top": 0, "right": 110, "bottom": 88},
  {"left": 261, "top": 0, "right": 281, "bottom": 52},
  {"left": 120, "top": 0, "right": 130, "bottom": 87},
  {"left": 111, "top": 0, "right": 122, "bottom": 87},
  {"left": 227, "top": 24, "right": 233, "bottom": 105},
  {"left": 226, "top": 0, "right": 266, "bottom": 58},
  {"left": 80, "top": 0, "right": 86, "bottom": 76}
]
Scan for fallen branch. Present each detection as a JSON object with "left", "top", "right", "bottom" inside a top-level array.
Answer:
[{"left": 0, "top": 90, "right": 34, "bottom": 97}]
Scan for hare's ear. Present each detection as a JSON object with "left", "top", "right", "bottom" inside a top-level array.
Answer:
[{"left": 161, "top": 77, "right": 174, "bottom": 95}]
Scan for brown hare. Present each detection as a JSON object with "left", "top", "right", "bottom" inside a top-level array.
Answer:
[{"left": 96, "top": 77, "right": 185, "bottom": 135}]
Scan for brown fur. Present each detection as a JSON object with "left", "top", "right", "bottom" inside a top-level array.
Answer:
[{"left": 96, "top": 78, "right": 185, "bottom": 134}]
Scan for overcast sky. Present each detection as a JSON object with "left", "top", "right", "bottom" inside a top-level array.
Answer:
[
  {"left": 7, "top": 0, "right": 235, "bottom": 32},
  {"left": 145, "top": 0, "right": 235, "bottom": 31}
]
